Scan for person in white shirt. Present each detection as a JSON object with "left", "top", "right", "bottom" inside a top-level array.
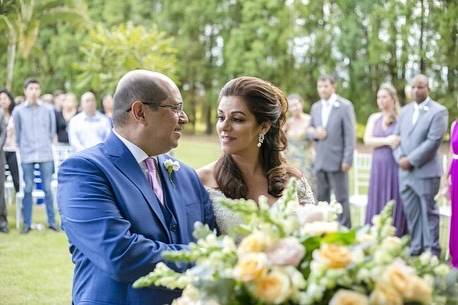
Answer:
[{"left": 68, "top": 92, "right": 111, "bottom": 152}]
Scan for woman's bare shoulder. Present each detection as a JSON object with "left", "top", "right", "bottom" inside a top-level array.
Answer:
[{"left": 196, "top": 161, "right": 218, "bottom": 187}]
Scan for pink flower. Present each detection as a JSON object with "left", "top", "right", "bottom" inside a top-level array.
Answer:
[{"left": 266, "top": 238, "right": 305, "bottom": 267}]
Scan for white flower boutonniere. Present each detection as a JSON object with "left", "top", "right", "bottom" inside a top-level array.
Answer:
[
  {"left": 333, "top": 101, "right": 340, "bottom": 108},
  {"left": 164, "top": 159, "right": 180, "bottom": 185}
]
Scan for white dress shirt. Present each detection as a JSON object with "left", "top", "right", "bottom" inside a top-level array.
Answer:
[
  {"left": 112, "top": 130, "right": 162, "bottom": 187},
  {"left": 412, "top": 97, "right": 430, "bottom": 125},
  {"left": 321, "top": 93, "right": 337, "bottom": 128},
  {"left": 68, "top": 111, "right": 112, "bottom": 151}
]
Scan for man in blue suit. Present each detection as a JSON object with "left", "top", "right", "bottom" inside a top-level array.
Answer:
[{"left": 58, "top": 70, "right": 217, "bottom": 305}]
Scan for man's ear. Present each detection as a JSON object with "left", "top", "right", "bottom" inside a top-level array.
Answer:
[{"left": 130, "top": 101, "right": 146, "bottom": 123}]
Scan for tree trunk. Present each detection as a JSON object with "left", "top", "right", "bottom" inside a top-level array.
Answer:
[
  {"left": 6, "top": 40, "right": 16, "bottom": 91},
  {"left": 205, "top": 103, "right": 213, "bottom": 135},
  {"left": 419, "top": 0, "right": 425, "bottom": 72}
]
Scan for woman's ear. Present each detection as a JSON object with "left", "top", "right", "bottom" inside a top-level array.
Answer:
[{"left": 260, "top": 121, "right": 272, "bottom": 135}]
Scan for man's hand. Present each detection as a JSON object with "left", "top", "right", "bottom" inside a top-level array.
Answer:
[
  {"left": 341, "top": 162, "right": 351, "bottom": 172},
  {"left": 315, "top": 127, "right": 327, "bottom": 140},
  {"left": 399, "top": 157, "right": 413, "bottom": 171}
]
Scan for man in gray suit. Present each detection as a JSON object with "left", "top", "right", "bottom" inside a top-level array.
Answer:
[
  {"left": 394, "top": 74, "right": 448, "bottom": 256},
  {"left": 308, "top": 75, "right": 356, "bottom": 228}
]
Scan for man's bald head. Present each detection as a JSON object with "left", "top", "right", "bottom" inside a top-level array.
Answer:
[
  {"left": 411, "top": 74, "right": 430, "bottom": 103},
  {"left": 112, "top": 70, "right": 179, "bottom": 127},
  {"left": 412, "top": 74, "right": 429, "bottom": 88}
]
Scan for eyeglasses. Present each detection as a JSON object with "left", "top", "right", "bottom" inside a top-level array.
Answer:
[
  {"left": 126, "top": 102, "right": 184, "bottom": 114},
  {"left": 158, "top": 103, "right": 183, "bottom": 114}
]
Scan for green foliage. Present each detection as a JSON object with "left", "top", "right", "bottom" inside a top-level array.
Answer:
[
  {"left": 0, "top": 0, "right": 456, "bottom": 126},
  {"left": 74, "top": 22, "right": 177, "bottom": 95}
]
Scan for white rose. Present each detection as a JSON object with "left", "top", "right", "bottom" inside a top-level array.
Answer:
[
  {"left": 266, "top": 237, "right": 305, "bottom": 267},
  {"left": 302, "top": 221, "right": 339, "bottom": 235},
  {"left": 296, "top": 204, "right": 326, "bottom": 225}
]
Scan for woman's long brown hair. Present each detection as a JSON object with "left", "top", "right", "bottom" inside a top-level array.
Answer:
[{"left": 214, "top": 76, "right": 301, "bottom": 199}]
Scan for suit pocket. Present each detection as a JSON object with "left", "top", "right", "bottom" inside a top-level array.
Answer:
[{"left": 185, "top": 202, "right": 203, "bottom": 226}]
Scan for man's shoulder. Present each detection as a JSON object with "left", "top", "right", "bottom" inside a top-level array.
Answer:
[{"left": 428, "top": 99, "right": 447, "bottom": 113}]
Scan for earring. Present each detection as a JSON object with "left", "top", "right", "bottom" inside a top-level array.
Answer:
[{"left": 257, "top": 133, "right": 264, "bottom": 148}]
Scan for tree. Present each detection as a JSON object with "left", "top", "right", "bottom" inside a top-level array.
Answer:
[
  {"left": 0, "top": 0, "right": 87, "bottom": 90},
  {"left": 74, "top": 22, "right": 177, "bottom": 95}
]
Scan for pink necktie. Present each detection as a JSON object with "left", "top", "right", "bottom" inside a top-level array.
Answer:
[{"left": 144, "top": 158, "right": 164, "bottom": 204}]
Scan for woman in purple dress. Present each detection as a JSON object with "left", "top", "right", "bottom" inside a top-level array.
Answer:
[
  {"left": 363, "top": 84, "right": 407, "bottom": 236},
  {"left": 448, "top": 119, "right": 458, "bottom": 268}
]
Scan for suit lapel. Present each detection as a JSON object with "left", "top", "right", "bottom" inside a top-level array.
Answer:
[
  {"left": 157, "top": 155, "right": 188, "bottom": 239},
  {"left": 315, "top": 102, "right": 323, "bottom": 127},
  {"left": 406, "top": 104, "right": 417, "bottom": 135},
  {"left": 104, "top": 133, "right": 170, "bottom": 239}
]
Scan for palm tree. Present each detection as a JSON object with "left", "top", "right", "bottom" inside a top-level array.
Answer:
[{"left": 0, "top": 0, "right": 88, "bottom": 90}]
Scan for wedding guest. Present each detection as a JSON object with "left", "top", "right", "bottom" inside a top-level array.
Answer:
[
  {"left": 68, "top": 92, "right": 111, "bottom": 151},
  {"left": 0, "top": 91, "right": 8, "bottom": 233},
  {"left": 394, "top": 74, "right": 448, "bottom": 256},
  {"left": 53, "top": 90, "right": 66, "bottom": 111},
  {"left": 284, "top": 93, "right": 315, "bottom": 193},
  {"left": 13, "top": 79, "right": 57, "bottom": 234},
  {"left": 0, "top": 89, "right": 19, "bottom": 193},
  {"left": 363, "top": 84, "right": 407, "bottom": 236},
  {"left": 197, "top": 77, "right": 315, "bottom": 235},
  {"left": 448, "top": 113, "right": 458, "bottom": 267},
  {"left": 58, "top": 70, "right": 216, "bottom": 305},
  {"left": 55, "top": 93, "right": 78, "bottom": 144},
  {"left": 41, "top": 93, "right": 54, "bottom": 106},
  {"left": 307, "top": 75, "right": 356, "bottom": 228},
  {"left": 102, "top": 94, "right": 114, "bottom": 127}
]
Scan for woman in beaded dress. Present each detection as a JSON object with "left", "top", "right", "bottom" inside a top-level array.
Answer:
[
  {"left": 197, "top": 77, "right": 315, "bottom": 234},
  {"left": 284, "top": 94, "right": 316, "bottom": 194}
]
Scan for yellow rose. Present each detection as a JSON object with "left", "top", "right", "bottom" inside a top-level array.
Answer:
[
  {"left": 369, "top": 283, "right": 402, "bottom": 305},
  {"left": 404, "top": 276, "right": 432, "bottom": 304},
  {"left": 234, "top": 253, "right": 268, "bottom": 282},
  {"left": 254, "top": 270, "right": 291, "bottom": 304},
  {"left": 329, "top": 289, "right": 369, "bottom": 305},
  {"left": 238, "top": 231, "right": 272, "bottom": 254},
  {"left": 382, "top": 263, "right": 411, "bottom": 295},
  {"left": 319, "top": 244, "right": 352, "bottom": 269}
]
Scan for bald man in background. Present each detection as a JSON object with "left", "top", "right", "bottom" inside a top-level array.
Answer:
[
  {"left": 394, "top": 74, "right": 448, "bottom": 257},
  {"left": 58, "top": 70, "right": 216, "bottom": 305},
  {"left": 68, "top": 91, "right": 112, "bottom": 151}
]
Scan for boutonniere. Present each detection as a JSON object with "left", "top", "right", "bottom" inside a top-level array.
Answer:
[
  {"left": 420, "top": 105, "right": 429, "bottom": 112},
  {"left": 163, "top": 159, "right": 180, "bottom": 185},
  {"left": 333, "top": 101, "right": 340, "bottom": 108}
]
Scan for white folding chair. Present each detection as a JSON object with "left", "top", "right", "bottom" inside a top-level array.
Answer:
[
  {"left": 15, "top": 145, "right": 74, "bottom": 229},
  {"left": 349, "top": 151, "right": 372, "bottom": 225}
]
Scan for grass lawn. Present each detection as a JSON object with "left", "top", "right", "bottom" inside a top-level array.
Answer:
[
  {"left": 0, "top": 136, "right": 221, "bottom": 305},
  {"left": 0, "top": 136, "right": 455, "bottom": 304}
]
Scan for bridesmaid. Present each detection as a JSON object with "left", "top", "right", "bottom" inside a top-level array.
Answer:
[
  {"left": 284, "top": 94, "right": 316, "bottom": 193},
  {"left": 448, "top": 116, "right": 458, "bottom": 268},
  {"left": 363, "top": 83, "right": 407, "bottom": 237}
]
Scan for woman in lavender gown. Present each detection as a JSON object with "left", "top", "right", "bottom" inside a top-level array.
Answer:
[{"left": 363, "top": 84, "right": 407, "bottom": 236}]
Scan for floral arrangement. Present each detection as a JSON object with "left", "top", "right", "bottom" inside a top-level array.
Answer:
[{"left": 134, "top": 180, "right": 451, "bottom": 305}]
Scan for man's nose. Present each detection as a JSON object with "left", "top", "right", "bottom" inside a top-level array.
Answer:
[{"left": 179, "top": 111, "right": 189, "bottom": 124}]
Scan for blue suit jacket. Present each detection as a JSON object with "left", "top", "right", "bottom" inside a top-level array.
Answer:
[{"left": 58, "top": 132, "right": 216, "bottom": 305}]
